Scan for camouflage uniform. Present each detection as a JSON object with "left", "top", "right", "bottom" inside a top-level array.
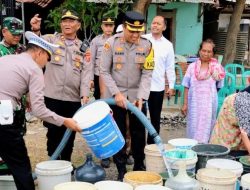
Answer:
[{"left": 0, "top": 17, "right": 25, "bottom": 57}]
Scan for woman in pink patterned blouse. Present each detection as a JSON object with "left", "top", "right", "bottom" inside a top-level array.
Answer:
[{"left": 181, "top": 39, "right": 225, "bottom": 143}]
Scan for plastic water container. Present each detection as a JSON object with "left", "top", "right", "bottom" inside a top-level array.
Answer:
[
  {"left": 206, "top": 159, "right": 243, "bottom": 178},
  {"left": 168, "top": 138, "right": 198, "bottom": 149},
  {"left": 54, "top": 182, "right": 96, "bottom": 190},
  {"left": 35, "top": 160, "right": 73, "bottom": 190},
  {"left": 94, "top": 180, "right": 133, "bottom": 190},
  {"left": 124, "top": 171, "right": 163, "bottom": 188},
  {"left": 191, "top": 144, "right": 230, "bottom": 171},
  {"left": 241, "top": 173, "right": 250, "bottom": 190},
  {"left": 73, "top": 101, "right": 125, "bottom": 159},
  {"left": 165, "top": 149, "right": 198, "bottom": 175},
  {"left": 196, "top": 168, "right": 237, "bottom": 190},
  {"left": 144, "top": 144, "right": 173, "bottom": 173},
  {"left": 0, "top": 175, "right": 17, "bottom": 190},
  {"left": 135, "top": 184, "right": 172, "bottom": 190}
]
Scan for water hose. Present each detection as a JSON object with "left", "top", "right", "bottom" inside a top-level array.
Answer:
[{"left": 32, "top": 98, "right": 173, "bottom": 179}]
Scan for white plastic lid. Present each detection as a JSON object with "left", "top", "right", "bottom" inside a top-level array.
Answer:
[
  {"left": 168, "top": 138, "right": 198, "bottom": 148},
  {"left": 241, "top": 173, "right": 250, "bottom": 188},
  {"left": 196, "top": 168, "right": 237, "bottom": 185},
  {"left": 73, "top": 101, "right": 111, "bottom": 129},
  {"left": 135, "top": 184, "right": 172, "bottom": 190},
  {"left": 206, "top": 159, "right": 243, "bottom": 177},
  {"left": 54, "top": 182, "right": 96, "bottom": 190},
  {"left": 95, "top": 180, "right": 133, "bottom": 190}
]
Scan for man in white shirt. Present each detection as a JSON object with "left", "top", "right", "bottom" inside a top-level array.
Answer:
[{"left": 144, "top": 16, "right": 176, "bottom": 144}]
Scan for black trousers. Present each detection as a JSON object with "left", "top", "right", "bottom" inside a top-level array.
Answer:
[
  {"left": 94, "top": 75, "right": 100, "bottom": 100},
  {"left": 147, "top": 91, "right": 165, "bottom": 144},
  {"left": 111, "top": 104, "right": 146, "bottom": 172},
  {"left": 44, "top": 97, "right": 81, "bottom": 161},
  {"left": 0, "top": 125, "right": 35, "bottom": 190}
]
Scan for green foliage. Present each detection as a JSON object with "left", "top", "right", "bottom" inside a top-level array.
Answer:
[{"left": 45, "top": 0, "right": 129, "bottom": 42}]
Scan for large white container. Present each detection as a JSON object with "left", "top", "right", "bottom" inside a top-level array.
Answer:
[
  {"left": 144, "top": 144, "right": 173, "bottom": 173},
  {"left": 241, "top": 173, "right": 250, "bottom": 190},
  {"left": 165, "top": 149, "right": 197, "bottom": 175},
  {"left": 94, "top": 180, "right": 133, "bottom": 190},
  {"left": 35, "top": 160, "right": 73, "bottom": 190},
  {"left": 54, "top": 182, "right": 96, "bottom": 190},
  {"left": 135, "top": 184, "right": 172, "bottom": 190},
  {"left": 206, "top": 158, "right": 243, "bottom": 177},
  {"left": 0, "top": 175, "right": 17, "bottom": 190},
  {"left": 196, "top": 168, "right": 237, "bottom": 190}
]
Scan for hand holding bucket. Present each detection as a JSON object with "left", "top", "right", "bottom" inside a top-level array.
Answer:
[{"left": 73, "top": 101, "right": 125, "bottom": 159}]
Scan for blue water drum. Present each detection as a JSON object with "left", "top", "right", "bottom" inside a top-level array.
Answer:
[{"left": 73, "top": 101, "right": 125, "bottom": 159}]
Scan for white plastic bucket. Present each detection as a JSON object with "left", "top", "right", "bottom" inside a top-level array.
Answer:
[
  {"left": 73, "top": 101, "right": 125, "bottom": 159},
  {"left": 0, "top": 175, "right": 17, "bottom": 190},
  {"left": 35, "top": 160, "right": 73, "bottom": 190},
  {"left": 54, "top": 182, "right": 96, "bottom": 190},
  {"left": 168, "top": 138, "right": 198, "bottom": 150},
  {"left": 241, "top": 173, "right": 250, "bottom": 190},
  {"left": 196, "top": 168, "right": 237, "bottom": 190},
  {"left": 144, "top": 144, "right": 173, "bottom": 173},
  {"left": 94, "top": 180, "right": 133, "bottom": 190},
  {"left": 135, "top": 184, "right": 172, "bottom": 190},
  {"left": 165, "top": 149, "right": 197, "bottom": 175},
  {"left": 206, "top": 158, "right": 243, "bottom": 178}
]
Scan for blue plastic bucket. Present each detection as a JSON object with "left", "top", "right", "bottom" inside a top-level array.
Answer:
[{"left": 73, "top": 101, "right": 125, "bottom": 159}]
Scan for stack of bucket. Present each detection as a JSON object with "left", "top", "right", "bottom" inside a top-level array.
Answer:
[
  {"left": 196, "top": 168, "right": 237, "bottom": 190},
  {"left": 144, "top": 144, "right": 173, "bottom": 173}
]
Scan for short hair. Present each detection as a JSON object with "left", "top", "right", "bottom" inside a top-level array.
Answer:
[
  {"left": 26, "top": 43, "right": 51, "bottom": 61},
  {"left": 199, "top": 39, "right": 216, "bottom": 54},
  {"left": 153, "top": 16, "right": 166, "bottom": 27}
]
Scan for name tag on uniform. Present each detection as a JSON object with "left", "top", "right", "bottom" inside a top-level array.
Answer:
[{"left": 0, "top": 100, "right": 13, "bottom": 125}]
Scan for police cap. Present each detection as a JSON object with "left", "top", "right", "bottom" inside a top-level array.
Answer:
[
  {"left": 124, "top": 11, "right": 144, "bottom": 32},
  {"left": 25, "top": 31, "right": 59, "bottom": 57},
  {"left": 3, "top": 17, "right": 23, "bottom": 35},
  {"left": 102, "top": 17, "right": 115, "bottom": 24},
  {"left": 61, "top": 9, "right": 80, "bottom": 20}
]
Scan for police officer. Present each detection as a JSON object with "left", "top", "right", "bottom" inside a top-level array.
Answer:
[
  {"left": 0, "top": 31, "right": 81, "bottom": 190},
  {"left": 30, "top": 10, "right": 92, "bottom": 161},
  {"left": 90, "top": 16, "right": 115, "bottom": 100},
  {"left": 90, "top": 16, "right": 115, "bottom": 168},
  {"left": 0, "top": 17, "right": 25, "bottom": 56},
  {"left": 100, "top": 11, "right": 154, "bottom": 181}
]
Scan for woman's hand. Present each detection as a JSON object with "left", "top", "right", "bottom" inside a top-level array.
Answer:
[
  {"left": 240, "top": 128, "right": 250, "bottom": 155},
  {"left": 181, "top": 104, "right": 188, "bottom": 115}
]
